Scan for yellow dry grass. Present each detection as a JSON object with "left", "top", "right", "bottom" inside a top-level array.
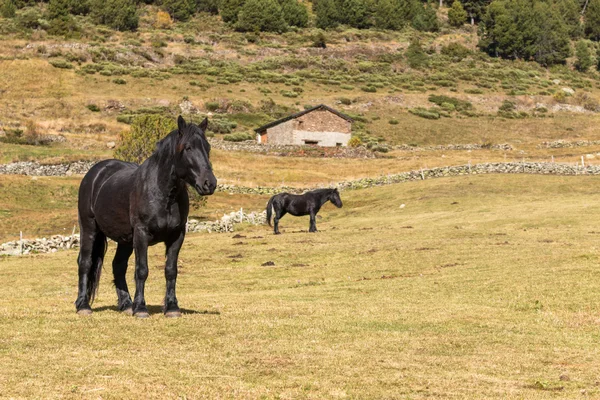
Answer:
[{"left": 1, "top": 174, "right": 600, "bottom": 398}]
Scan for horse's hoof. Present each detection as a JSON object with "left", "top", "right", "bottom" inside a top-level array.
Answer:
[
  {"left": 165, "top": 311, "right": 182, "bottom": 318},
  {"left": 122, "top": 308, "right": 133, "bottom": 316},
  {"left": 77, "top": 309, "right": 92, "bottom": 316},
  {"left": 134, "top": 311, "right": 150, "bottom": 318}
]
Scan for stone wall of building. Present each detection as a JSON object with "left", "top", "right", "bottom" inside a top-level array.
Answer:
[
  {"left": 265, "top": 119, "right": 295, "bottom": 145},
  {"left": 295, "top": 109, "right": 351, "bottom": 134}
]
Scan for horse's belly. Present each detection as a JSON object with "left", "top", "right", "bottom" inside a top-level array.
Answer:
[{"left": 93, "top": 175, "right": 134, "bottom": 244}]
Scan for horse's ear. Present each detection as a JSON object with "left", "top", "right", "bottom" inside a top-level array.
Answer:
[
  {"left": 177, "top": 115, "right": 187, "bottom": 135},
  {"left": 199, "top": 117, "right": 208, "bottom": 131}
]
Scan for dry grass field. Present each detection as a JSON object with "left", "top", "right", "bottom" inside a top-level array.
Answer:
[{"left": 1, "top": 174, "right": 600, "bottom": 398}]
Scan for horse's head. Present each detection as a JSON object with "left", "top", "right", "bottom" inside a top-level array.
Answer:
[
  {"left": 330, "top": 188, "right": 343, "bottom": 208},
  {"left": 174, "top": 115, "right": 217, "bottom": 195}
]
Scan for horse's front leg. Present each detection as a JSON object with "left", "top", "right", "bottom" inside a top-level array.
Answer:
[
  {"left": 309, "top": 213, "right": 318, "bottom": 232},
  {"left": 132, "top": 228, "right": 150, "bottom": 318},
  {"left": 164, "top": 231, "right": 184, "bottom": 318}
]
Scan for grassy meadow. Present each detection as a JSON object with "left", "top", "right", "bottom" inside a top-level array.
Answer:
[{"left": 1, "top": 174, "right": 600, "bottom": 398}]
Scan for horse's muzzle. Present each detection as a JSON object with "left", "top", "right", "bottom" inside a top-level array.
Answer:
[{"left": 195, "top": 176, "right": 217, "bottom": 195}]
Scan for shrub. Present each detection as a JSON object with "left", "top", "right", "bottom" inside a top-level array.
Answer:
[
  {"left": 314, "top": 0, "right": 339, "bottom": 29},
  {"left": 155, "top": 10, "right": 173, "bottom": 29},
  {"left": 361, "top": 86, "right": 377, "bottom": 93},
  {"left": 575, "top": 40, "right": 593, "bottom": 72},
  {"left": 17, "top": 7, "right": 45, "bottom": 29},
  {"left": 205, "top": 101, "right": 219, "bottom": 112},
  {"left": 90, "top": 0, "right": 139, "bottom": 31},
  {"left": 440, "top": 42, "right": 471, "bottom": 61},
  {"left": 223, "top": 132, "right": 255, "bottom": 142},
  {"left": 208, "top": 118, "right": 237, "bottom": 134},
  {"left": 405, "top": 39, "right": 428, "bottom": 69},
  {"left": 235, "top": 0, "right": 287, "bottom": 33},
  {"left": 388, "top": 119, "right": 399, "bottom": 125},
  {"left": 49, "top": 59, "right": 74, "bottom": 69},
  {"left": 498, "top": 100, "right": 516, "bottom": 112},
  {"left": 219, "top": 0, "right": 244, "bottom": 23},
  {"left": 1, "top": 0, "right": 16, "bottom": 18},
  {"left": 160, "top": 0, "right": 196, "bottom": 22},
  {"left": 113, "top": 78, "right": 127, "bottom": 84},
  {"left": 280, "top": 0, "right": 308, "bottom": 28},
  {"left": 87, "top": 104, "right": 101, "bottom": 112},
  {"left": 412, "top": 3, "right": 439, "bottom": 32},
  {"left": 312, "top": 31, "right": 327, "bottom": 48},
  {"left": 448, "top": 1, "right": 467, "bottom": 27},
  {"left": 428, "top": 95, "right": 472, "bottom": 111},
  {"left": 409, "top": 107, "right": 440, "bottom": 119},
  {"left": 338, "top": 97, "right": 352, "bottom": 105},
  {"left": 114, "top": 115, "right": 176, "bottom": 163},
  {"left": 348, "top": 136, "right": 362, "bottom": 147}
]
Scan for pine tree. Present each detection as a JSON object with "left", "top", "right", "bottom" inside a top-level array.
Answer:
[
  {"left": 279, "top": 0, "right": 308, "bottom": 28},
  {"left": 584, "top": 0, "right": 600, "bottom": 40},
  {"left": 219, "top": 0, "right": 245, "bottom": 23},
  {"left": 412, "top": 3, "right": 439, "bottom": 32},
  {"left": 90, "top": 0, "right": 139, "bottom": 31},
  {"left": 47, "top": 0, "right": 70, "bottom": 20},
  {"left": 555, "top": 0, "right": 582, "bottom": 39},
  {"left": 161, "top": 0, "right": 196, "bottom": 21},
  {"left": 373, "top": 0, "right": 405, "bottom": 30},
  {"left": 339, "top": 0, "right": 371, "bottom": 29},
  {"left": 575, "top": 40, "right": 593, "bottom": 71},
  {"left": 314, "top": 0, "right": 339, "bottom": 29},
  {"left": 479, "top": 0, "right": 570, "bottom": 66},
  {"left": 235, "top": 0, "right": 287, "bottom": 32},
  {"left": 448, "top": 0, "right": 467, "bottom": 27}
]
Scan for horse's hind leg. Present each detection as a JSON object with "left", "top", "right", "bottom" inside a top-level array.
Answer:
[
  {"left": 113, "top": 243, "right": 133, "bottom": 314},
  {"left": 309, "top": 213, "right": 318, "bottom": 233},
  {"left": 274, "top": 209, "right": 286, "bottom": 235},
  {"left": 75, "top": 221, "right": 106, "bottom": 315}
]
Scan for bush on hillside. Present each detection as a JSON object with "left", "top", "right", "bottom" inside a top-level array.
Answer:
[
  {"left": 114, "top": 115, "right": 176, "bottom": 163},
  {"left": 1, "top": 0, "right": 16, "bottom": 18},
  {"left": 90, "top": 0, "right": 139, "bottom": 31},
  {"left": 235, "top": 0, "right": 287, "bottom": 32},
  {"left": 448, "top": 0, "right": 467, "bottom": 27}
]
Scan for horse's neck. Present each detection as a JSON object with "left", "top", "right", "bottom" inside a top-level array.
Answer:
[
  {"left": 144, "top": 155, "right": 184, "bottom": 204},
  {"left": 319, "top": 192, "right": 331, "bottom": 207}
]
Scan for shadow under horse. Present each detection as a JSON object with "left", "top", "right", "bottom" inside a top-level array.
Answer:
[
  {"left": 75, "top": 116, "right": 217, "bottom": 318},
  {"left": 266, "top": 188, "right": 343, "bottom": 234}
]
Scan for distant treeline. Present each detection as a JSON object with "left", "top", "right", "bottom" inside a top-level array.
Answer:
[{"left": 2, "top": 0, "right": 600, "bottom": 66}]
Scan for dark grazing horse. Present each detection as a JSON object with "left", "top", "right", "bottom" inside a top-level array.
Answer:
[
  {"left": 75, "top": 116, "right": 217, "bottom": 318},
  {"left": 266, "top": 188, "right": 343, "bottom": 234}
]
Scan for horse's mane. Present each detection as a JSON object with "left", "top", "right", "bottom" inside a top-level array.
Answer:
[
  {"left": 310, "top": 188, "right": 336, "bottom": 195},
  {"left": 153, "top": 124, "right": 204, "bottom": 162}
]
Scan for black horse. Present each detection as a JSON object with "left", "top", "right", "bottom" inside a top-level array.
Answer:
[
  {"left": 266, "top": 188, "right": 343, "bottom": 234},
  {"left": 75, "top": 116, "right": 217, "bottom": 318}
]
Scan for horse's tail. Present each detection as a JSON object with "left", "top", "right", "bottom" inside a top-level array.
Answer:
[
  {"left": 88, "top": 233, "right": 107, "bottom": 304},
  {"left": 266, "top": 196, "right": 274, "bottom": 227}
]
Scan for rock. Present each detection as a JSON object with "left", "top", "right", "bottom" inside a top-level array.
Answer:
[{"left": 106, "top": 141, "right": 116, "bottom": 149}]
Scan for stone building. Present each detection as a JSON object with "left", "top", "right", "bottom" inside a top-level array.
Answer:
[{"left": 255, "top": 104, "right": 353, "bottom": 147}]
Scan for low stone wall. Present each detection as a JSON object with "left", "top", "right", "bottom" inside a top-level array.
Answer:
[
  {"left": 0, "top": 234, "right": 80, "bottom": 256},
  {"left": 394, "top": 143, "right": 513, "bottom": 151},
  {"left": 538, "top": 140, "right": 600, "bottom": 149},
  {"left": 0, "top": 161, "right": 95, "bottom": 176},
  {"left": 209, "top": 139, "right": 377, "bottom": 158},
  {"left": 187, "top": 210, "right": 267, "bottom": 233},
  {"left": 0, "top": 211, "right": 268, "bottom": 255},
  {"left": 2, "top": 161, "right": 599, "bottom": 255}
]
